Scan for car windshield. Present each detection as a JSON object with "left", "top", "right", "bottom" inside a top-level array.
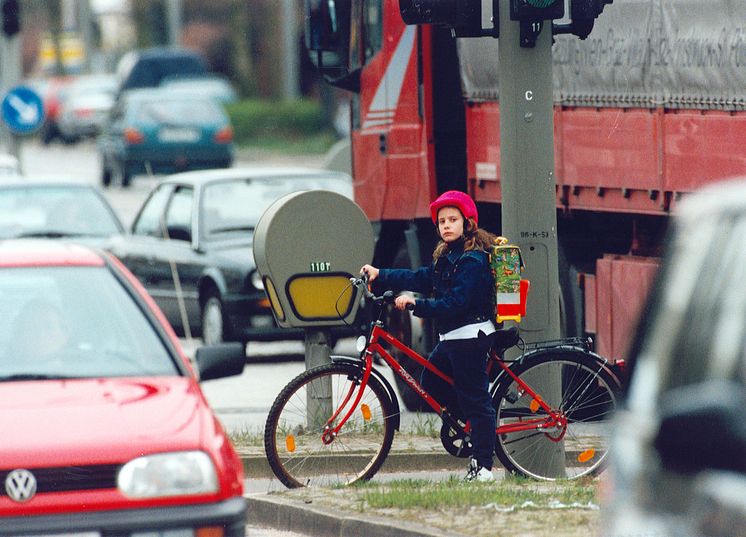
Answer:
[
  {"left": 135, "top": 98, "right": 221, "bottom": 125},
  {"left": 0, "top": 266, "right": 180, "bottom": 380},
  {"left": 201, "top": 176, "right": 353, "bottom": 237},
  {"left": 0, "top": 186, "right": 122, "bottom": 239}
]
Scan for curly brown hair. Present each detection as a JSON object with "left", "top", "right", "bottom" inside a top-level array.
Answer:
[{"left": 432, "top": 217, "right": 497, "bottom": 261}]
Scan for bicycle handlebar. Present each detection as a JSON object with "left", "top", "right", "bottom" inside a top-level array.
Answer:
[{"left": 351, "top": 275, "right": 396, "bottom": 307}]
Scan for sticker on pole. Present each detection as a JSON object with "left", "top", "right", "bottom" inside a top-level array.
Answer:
[{"left": 2, "top": 85, "right": 45, "bottom": 135}]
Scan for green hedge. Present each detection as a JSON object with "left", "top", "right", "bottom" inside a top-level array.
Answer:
[{"left": 225, "top": 99, "right": 332, "bottom": 145}]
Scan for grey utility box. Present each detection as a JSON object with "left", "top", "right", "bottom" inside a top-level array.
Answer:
[{"left": 253, "top": 190, "right": 374, "bottom": 328}]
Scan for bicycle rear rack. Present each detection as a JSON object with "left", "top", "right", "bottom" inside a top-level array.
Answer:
[{"left": 523, "top": 336, "right": 594, "bottom": 352}]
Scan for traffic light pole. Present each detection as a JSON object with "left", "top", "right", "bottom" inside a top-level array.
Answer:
[{"left": 498, "top": 1, "right": 564, "bottom": 476}]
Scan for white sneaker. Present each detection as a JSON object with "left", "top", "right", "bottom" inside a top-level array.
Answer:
[{"left": 465, "top": 458, "right": 495, "bottom": 483}]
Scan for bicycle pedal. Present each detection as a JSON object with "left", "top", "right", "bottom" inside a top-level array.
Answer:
[{"left": 455, "top": 437, "right": 472, "bottom": 456}]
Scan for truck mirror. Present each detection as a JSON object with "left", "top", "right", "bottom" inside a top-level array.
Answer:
[
  {"left": 304, "top": 0, "right": 360, "bottom": 92},
  {"left": 305, "top": 0, "right": 339, "bottom": 51}
]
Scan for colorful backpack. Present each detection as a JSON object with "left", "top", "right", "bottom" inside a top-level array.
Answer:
[{"left": 488, "top": 237, "right": 529, "bottom": 323}]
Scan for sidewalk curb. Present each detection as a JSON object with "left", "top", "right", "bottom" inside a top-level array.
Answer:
[
  {"left": 246, "top": 493, "right": 462, "bottom": 537},
  {"left": 240, "top": 452, "right": 466, "bottom": 479}
]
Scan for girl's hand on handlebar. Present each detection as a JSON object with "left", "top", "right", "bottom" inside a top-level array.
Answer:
[
  {"left": 360, "top": 264, "right": 379, "bottom": 282},
  {"left": 394, "top": 295, "right": 415, "bottom": 311}
]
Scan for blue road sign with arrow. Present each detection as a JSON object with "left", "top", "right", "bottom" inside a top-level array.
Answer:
[{"left": 2, "top": 85, "right": 45, "bottom": 135}]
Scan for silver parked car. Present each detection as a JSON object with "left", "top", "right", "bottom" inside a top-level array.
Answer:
[
  {"left": 57, "top": 74, "right": 118, "bottom": 143},
  {"left": 603, "top": 178, "right": 746, "bottom": 536}
]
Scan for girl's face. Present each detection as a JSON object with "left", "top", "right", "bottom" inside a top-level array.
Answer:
[{"left": 437, "top": 206, "right": 464, "bottom": 243}]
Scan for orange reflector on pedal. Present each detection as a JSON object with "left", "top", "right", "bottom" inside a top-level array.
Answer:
[
  {"left": 286, "top": 435, "right": 296, "bottom": 452},
  {"left": 577, "top": 449, "right": 595, "bottom": 463},
  {"left": 529, "top": 399, "right": 540, "bottom": 413},
  {"left": 361, "top": 403, "right": 371, "bottom": 421}
]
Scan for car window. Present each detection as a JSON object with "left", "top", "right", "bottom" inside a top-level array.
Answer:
[
  {"left": 165, "top": 186, "right": 194, "bottom": 242},
  {"left": 0, "top": 266, "right": 179, "bottom": 379},
  {"left": 0, "top": 186, "right": 122, "bottom": 238},
  {"left": 201, "top": 176, "right": 353, "bottom": 238},
  {"left": 132, "top": 184, "right": 174, "bottom": 237},
  {"left": 122, "top": 56, "right": 206, "bottom": 90},
  {"left": 134, "top": 98, "right": 222, "bottom": 125}
]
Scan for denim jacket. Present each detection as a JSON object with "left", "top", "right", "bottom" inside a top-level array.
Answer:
[{"left": 378, "top": 242, "right": 494, "bottom": 335}]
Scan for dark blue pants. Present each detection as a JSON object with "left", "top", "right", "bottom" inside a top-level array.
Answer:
[{"left": 421, "top": 335, "right": 496, "bottom": 469}]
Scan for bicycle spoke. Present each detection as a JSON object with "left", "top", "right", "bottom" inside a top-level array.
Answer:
[
  {"left": 494, "top": 352, "right": 620, "bottom": 480},
  {"left": 265, "top": 362, "right": 395, "bottom": 488}
]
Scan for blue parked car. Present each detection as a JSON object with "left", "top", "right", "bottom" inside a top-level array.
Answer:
[{"left": 98, "top": 89, "right": 234, "bottom": 188}]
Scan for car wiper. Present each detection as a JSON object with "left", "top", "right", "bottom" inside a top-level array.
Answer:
[
  {"left": 0, "top": 374, "right": 76, "bottom": 381},
  {"left": 16, "top": 230, "right": 100, "bottom": 239},
  {"left": 209, "top": 225, "right": 255, "bottom": 233}
]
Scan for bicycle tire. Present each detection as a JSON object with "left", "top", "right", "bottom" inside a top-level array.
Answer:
[
  {"left": 264, "top": 362, "right": 397, "bottom": 488},
  {"left": 492, "top": 350, "right": 622, "bottom": 480}
]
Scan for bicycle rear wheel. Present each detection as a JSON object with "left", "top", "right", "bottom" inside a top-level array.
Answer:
[
  {"left": 264, "top": 362, "right": 396, "bottom": 488},
  {"left": 492, "top": 350, "right": 622, "bottom": 480}
]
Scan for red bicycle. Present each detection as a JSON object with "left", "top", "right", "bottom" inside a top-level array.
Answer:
[{"left": 264, "top": 276, "right": 623, "bottom": 488}]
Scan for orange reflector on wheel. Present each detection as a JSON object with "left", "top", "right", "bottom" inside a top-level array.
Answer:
[
  {"left": 285, "top": 435, "right": 296, "bottom": 452},
  {"left": 361, "top": 403, "right": 371, "bottom": 421},
  {"left": 529, "top": 399, "right": 540, "bottom": 413},
  {"left": 577, "top": 449, "right": 595, "bottom": 463}
]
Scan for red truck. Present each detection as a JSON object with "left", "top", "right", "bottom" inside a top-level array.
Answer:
[{"left": 305, "top": 0, "right": 746, "bottom": 405}]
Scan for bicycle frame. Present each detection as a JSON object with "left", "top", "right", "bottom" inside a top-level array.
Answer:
[{"left": 324, "top": 320, "right": 566, "bottom": 442}]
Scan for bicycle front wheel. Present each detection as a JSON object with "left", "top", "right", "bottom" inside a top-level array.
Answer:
[
  {"left": 264, "top": 362, "right": 396, "bottom": 488},
  {"left": 493, "top": 350, "right": 622, "bottom": 480}
]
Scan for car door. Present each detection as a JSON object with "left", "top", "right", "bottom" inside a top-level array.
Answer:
[
  {"left": 113, "top": 183, "right": 203, "bottom": 334},
  {"left": 152, "top": 185, "right": 205, "bottom": 332}
]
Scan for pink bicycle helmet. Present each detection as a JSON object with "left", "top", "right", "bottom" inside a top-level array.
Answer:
[{"left": 429, "top": 190, "right": 478, "bottom": 226}]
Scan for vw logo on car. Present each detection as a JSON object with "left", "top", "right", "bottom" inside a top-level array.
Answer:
[{"left": 5, "top": 469, "right": 37, "bottom": 503}]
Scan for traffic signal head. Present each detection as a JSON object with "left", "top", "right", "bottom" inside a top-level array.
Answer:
[
  {"left": 2, "top": 0, "right": 19, "bottom": 37},
  {"left": 399, "top": 0, "right": 494, "bottom": 38},
  {"left": 554, "top": 0, "right": 614, "bottom": 39},
  {"left": 510, "top": 0, "right": 564, "bottom": 22}
]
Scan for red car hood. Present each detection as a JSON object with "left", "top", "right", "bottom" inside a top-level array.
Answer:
[{"left": 0, "top": 377, "right": 211, "bottom": 468}]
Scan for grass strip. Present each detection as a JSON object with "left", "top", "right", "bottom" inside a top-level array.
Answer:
[{"left": 348, "top": 476, "right": 598, "bottom": 511}]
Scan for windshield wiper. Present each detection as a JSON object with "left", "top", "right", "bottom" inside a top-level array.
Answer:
[
  {"left": 0, "top": 374, "right": 76, "bottom": 381},
  {"left": 209, "top": 225, "right": 255, "bottom": 233},
  {"left": 16, "top": 230, "right": 100, "bottom": 239}
]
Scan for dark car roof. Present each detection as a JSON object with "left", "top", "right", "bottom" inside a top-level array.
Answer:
[{"left": 117, "top": 47, "right": 208, "bottom": 93}]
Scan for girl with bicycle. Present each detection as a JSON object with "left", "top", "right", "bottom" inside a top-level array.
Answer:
[{"left": 361, "top": 190, "right": 499, "bottom": 483}]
